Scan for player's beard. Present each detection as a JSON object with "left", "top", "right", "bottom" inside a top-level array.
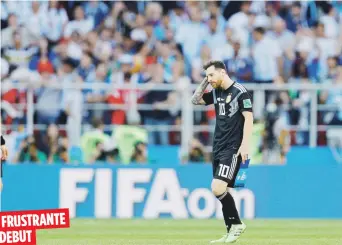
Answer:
[{"left": 214, "top": 79, "right": 223, "bottom": 89}]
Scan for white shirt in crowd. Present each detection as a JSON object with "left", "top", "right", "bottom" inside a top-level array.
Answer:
[
  {"left": 252, "top": 36, "right": 281, "bottom": 81},
  {"left": 42, "top": 8, "right": 69, "bottom": 42},
  {"left": 64, "top": 18, "right": 94, "bottom": 38},
  {"left": 175, "top": 21, "right": 209, "bottom": 61},
  {"left": 267, "top": 29, "right": 296, "bottom": 53},
  {"left": 320, "top": 15, "right": 340, "bottom": 39},
  {"left": 205, "top": 30, "right": 226, "bottom": 54}
]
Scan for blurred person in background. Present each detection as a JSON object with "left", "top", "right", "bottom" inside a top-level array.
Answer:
[
  {"left": 84, "top": 62, "right": 110, "bottom": 120},
  {"left": 143, "top": 63, "right": 177, "bottom": 145},
  {"left": 26, "top": 1, "right": 46, "bottom": 44},
  {"left": 64, "top": 5, "right": 94, "bottom": 38},
  {"left": 285, "top": 1, "right": 306, "bottom": 33},
  {"left": 191, "top": 44, "right": 212, "bottom": 84},
  {"left": 156, "top": 40, "right": 176, "bottom": 83},
  {"left": 113, "top": 110, "right": 147, "bottom": 164},
  {"left": 81, "top": 118, "right": 111, "bottom": 163},
  {"left": 252, "top": 26, "right": 283, "bottom": 84},
  {"left": 37, "top": 124, "right": 69, "bottom": 164},
  {"left": 83, "top": 0, "right": 109, "bottom": 28},
  {"left": 185, "top": 138, "right": 208, "bottom": 163},
  {"left": 267, "top": 17, "right": 296, "bottom": 81},
  {"left": 175, "top": 4, "right": 209, "bottom": 70},
  {"left": 204, "top": 15, "right": 226, "bottom": 56},
  {"left": 35, "top": 69, "right": 60, "bottom": 125},
  {"left": 66, "top": 31, "right": 83, "bottom": 61},
  {"left": 319, "top": 61, "right": 342, "bottom": 125},
  {"left": 77, "top": 52, "right": 96, "bottom": 80},
  {"left": 1, "top": 13, "right": 30, "bottom": 48},
  {"left": 13, "top": 136, "right": 47, "bottom": 163},
  {"left": 89, "top": 140, "right": 119, "bottom": 164},
  {"left": 29, "top": 38, "right": 58, "bottom": 72},
  {"left": 41, "top": 0, "right": 68, "bottom": 46},
  {"left": 288, "top": 76, "right": 311, "bottom": 145},
  {"left": 2, "top": 30, "right": 38, "bottom": 69},
  {"left": 263, "top": 95, "right": 290, "bottom": 164},
  {"left": 224, "top": 37, "right": 253, "bottom": 84},
  {"left": 130, "top": 141, "right": 147, "bottom": 164},
  {"left": 205, "top": 1, "right": 226, "bottom": 33}
]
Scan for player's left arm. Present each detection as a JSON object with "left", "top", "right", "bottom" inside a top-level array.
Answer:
[{"left": 238, "top": 92, "right": 254, "bottom": 163}]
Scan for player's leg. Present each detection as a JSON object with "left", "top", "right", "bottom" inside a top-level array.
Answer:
[
  {"left": 212, "top": 179, "right": 242, "bottom": 229},
  {"left": 210, "top": 154, "right": 246, "bottom": 243}
]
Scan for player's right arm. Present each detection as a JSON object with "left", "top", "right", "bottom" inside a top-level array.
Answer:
[{"left": 191, "top": 77, "right": 213, "bottom": 105}]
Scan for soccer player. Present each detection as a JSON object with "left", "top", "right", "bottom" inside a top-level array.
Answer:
[{"left": 191, "top": 60, "right": 253, "bottom": 243}]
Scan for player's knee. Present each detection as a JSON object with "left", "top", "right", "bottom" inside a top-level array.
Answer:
[{"left": 211, "top": 179, "right": 228, "bottom": 197}]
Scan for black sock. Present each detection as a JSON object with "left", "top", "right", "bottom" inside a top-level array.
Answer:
[{"left": 216, "top": 189, "right": 242, "bottom": 232}]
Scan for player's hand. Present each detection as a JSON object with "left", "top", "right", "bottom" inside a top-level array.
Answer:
[
  {"left": 1, "top": 145, "right": 8, "bottom": 161},
  {"left": 237, "top": 145, "right": 249, "bottom": 163}
]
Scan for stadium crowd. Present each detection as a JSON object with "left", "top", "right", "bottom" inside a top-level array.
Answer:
[{"left": 1, "top": 0, "right": 342, "bottom": 164}]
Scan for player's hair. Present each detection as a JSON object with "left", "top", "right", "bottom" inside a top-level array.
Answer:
[{"left": 203, "top": 60, "right": 226, "bottom": 71}]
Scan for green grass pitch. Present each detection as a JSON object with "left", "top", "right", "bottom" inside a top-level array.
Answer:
[{"left": 37, "top": 219, "right": 342, "bottom": 245}]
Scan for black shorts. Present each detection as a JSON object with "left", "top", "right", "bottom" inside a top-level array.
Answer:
[{"left": 212, "top": 150, "right": 241, "bottom": 188}]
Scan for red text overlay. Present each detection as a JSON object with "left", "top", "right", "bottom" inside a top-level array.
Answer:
[{"left": 0, "top": 208, "right": 70, "bottom": 245}]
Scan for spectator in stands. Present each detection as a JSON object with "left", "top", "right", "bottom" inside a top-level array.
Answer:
[
  {"left": 77, "top": 52, "right": 95, "bottom": 80},
  {"left": 143, "top": 64, "right": 176, "bottom": 145},
  {"left": 29, "top": 38, "right": 57, "bottom": 72},
  {"left": 66, "top": 31, "right": 83, "bottom": 61},
  {"left": 81, "top": 118, "right": 111, "bottom": 163},
  {"left": 205, "top": 1, "right": 226, "bottom": 32},
  {"left": 226, "top": 1, "right": 251, "bottom": 53},
  {"left": 35, "top": 70, "right": 60, "bottom": 125},
  {"left": 64, "top": 5, "right": 94, "bottom": 38},
  {"left": 268, "top": 17, "right": 296, "bottom": 80},
  {"left": 89, "top": 140, "right": 119, "bottom": 163},
  {"left": 113, "top": 110, "right": 147, "bottom": 164},
  {"left": 319, "top": 62, "right": 342, "bottom": 125},
  {"left": 37, "top": 124, "right": 69, "bottom": 164},
  {"left": 224, "top": 37, "right": 253, "bottom": 83},
  {"left": 83, "top": 0, "right": 109, "bottom": 28},
  {"left": 252, "top": 27, "right": 283, "bottom": 84},
  {"left": 191, "top": 44, "right": 212, "bottom": 83},
  {"left": 187, "top": 138, "right": 207, "bottom": 163},
  {"left": 157, "top": 40, "right": 176, "bottom": 83},
  {"left": 263, "top": 96, "right": 290, "bottom": 164},
  {"left": 130, "top": 141, "right": 147, "bottom": 163},
  {"left": 2, "top": 31, "right": 38, "bottom": 69},
  {"left": 26, "top": 1, "right": 45, "bottom": 44},
  {"left": 41, "top": 0, "right": 68, "bottom": 45},
  {"left": 84, "top": 62, "right": 109, "bottom": 119},
  {"left": 204, "top": 15, "right": 226, "bottom": 56},
  {"left": 285, "top": 2, "right": 306, "bottom": 33},
  {"left": 13, "top": 136, "right": 47, "bottom": 163},
  {"left": 1, "top": 14, "right": 30, "bottom": 48},
  {"left": 175, "top": 5, "right": 209, "bottom": 65},
  {"left": 314, "top": 22, "right": 340, "bottom": 79}
]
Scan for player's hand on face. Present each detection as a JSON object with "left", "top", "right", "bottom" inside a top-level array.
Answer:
[
  {"left": 237, "top": 145, "right": 249, "bottom": 163},
  {"left": 1, "top": 145, "right": 8, "bottom": 160}
]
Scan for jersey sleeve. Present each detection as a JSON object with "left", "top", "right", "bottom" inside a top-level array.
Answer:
[
  {"left": 202, "top": 91, "right": 214, "bottom": 105},
  {"left": 238, "top": 91, "right": 253, "bottom": 113}
]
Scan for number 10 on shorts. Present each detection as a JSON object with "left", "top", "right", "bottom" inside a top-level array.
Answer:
[{"left": 218, "top": 164, "right": 230, "bottom": 178}]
